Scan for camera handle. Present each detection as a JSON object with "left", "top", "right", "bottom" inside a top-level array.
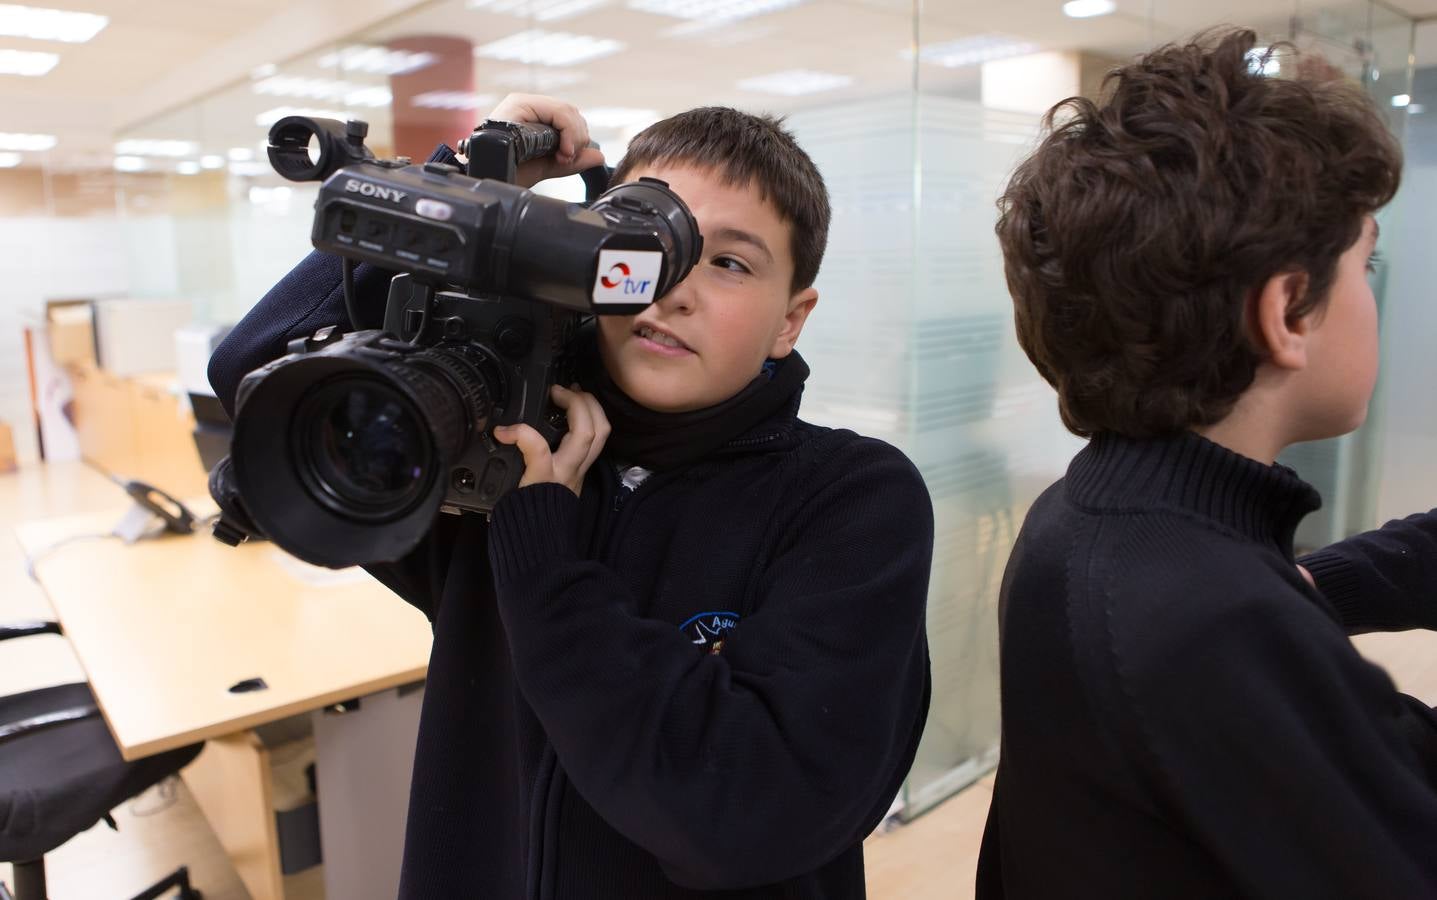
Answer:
[{"left": 464, "top": 120, "right": 560, "bottom": 182}]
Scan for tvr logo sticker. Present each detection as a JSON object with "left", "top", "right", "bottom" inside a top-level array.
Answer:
[{"left": 593, "top": 250, "right": 662, "bottom": 305}]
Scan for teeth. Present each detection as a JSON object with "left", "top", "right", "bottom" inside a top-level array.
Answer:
[{"left": 639, "top": 325, "right": 684, "bottom": 349}]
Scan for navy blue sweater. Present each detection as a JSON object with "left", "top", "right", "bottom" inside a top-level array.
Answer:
[
  {"left": 977, "top": 431, "right": 1437, "bottom": 899},
  {"left": 209, "top": 251, "right": 933, "bottom": 898}
]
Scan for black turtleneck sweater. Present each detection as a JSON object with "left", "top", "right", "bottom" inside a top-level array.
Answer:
[
  {"left": 209, "top": 248, "right": 933, "bottom": 899},
  {"left": 977, "top": 431, "right": 1437, "bottom": 899}
]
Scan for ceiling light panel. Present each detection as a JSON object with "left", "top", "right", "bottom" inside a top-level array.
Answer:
[
  {"left": 0, "top": 47, "right": 58, "bottom": 75},
  {"left": 318, "top": 45, "right": 436, "bottom": 76},
  {"left": 253, "top": 75, "right": 391, "bottom": 108},
  {"left": 737, "top": 68, "right": 852, "bottom": 96},
  {"left": 475, "top": 29, "right": 624, "bottom": 66},
  {"left": 910, "top": 34, "right": 1039, "bottom": 68},
  {"left": 411, "top": 90, "right": 497, "bottom": 110},
  {"left": 0, "top": 151, "right": 21, "bottom": 167},
  {"left": 467, "top": 0, "right": 608, "bottom": 21},
  {"left": 0, "top": 4, "right": 107, "bottom": 42},
  {"left": 113, "top": 155, "right": 145, "bottom": 172},
  {"left": 628, "top": 0, "right": 804, "bottom": 22},
  {"left": 486, "top": 67, "right": 589, "bottom": 91},
  {"left": 114, "top": 139, "right": 198, "bottom": 157},
  {"left": 0, "top": 131, "right": 55, "bottom": 150}
]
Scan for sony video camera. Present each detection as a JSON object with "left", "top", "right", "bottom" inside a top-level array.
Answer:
[{"left": 216, "top": 116, "right": 702, "bottom": 568}]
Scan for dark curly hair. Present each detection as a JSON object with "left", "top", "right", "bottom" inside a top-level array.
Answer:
[
  {"left": 613, "top": 106, "right": 830, "bottom": 293},
  {"left": 996, "top": 28, "right": 1402, "bottom": 438}
]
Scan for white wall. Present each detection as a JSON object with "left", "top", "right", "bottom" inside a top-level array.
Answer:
[{"left": 0, "top": 214, "right": 181, "bottom": 465}]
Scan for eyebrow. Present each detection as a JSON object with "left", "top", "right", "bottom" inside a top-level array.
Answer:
[{"left": 711, "top": 226, "right": 774, "bottom": 265}]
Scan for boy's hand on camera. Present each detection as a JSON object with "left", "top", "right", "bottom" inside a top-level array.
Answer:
[
  {"left": 493, "top": 385, "right": 610, "bottom": 497},
  {"left": 488, "top": 93, "right": 606, "bottom": 188}
]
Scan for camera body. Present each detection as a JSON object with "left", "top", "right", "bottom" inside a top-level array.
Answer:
[{"left": 218, "top": 117, "right": 702, "bottom": 568}]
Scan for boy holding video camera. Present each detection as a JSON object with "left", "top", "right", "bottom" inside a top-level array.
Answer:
[{"left": 210, "top": 95, "right": 933, "bottom": 899}]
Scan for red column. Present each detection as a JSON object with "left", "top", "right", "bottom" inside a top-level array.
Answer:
[{"left": 387, "top": 35, "right": 476, "bottom": 162}]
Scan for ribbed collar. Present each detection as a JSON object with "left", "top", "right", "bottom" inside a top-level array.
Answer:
[{"left": 1066, "top": 430, "right": 1322, "bottom": 560}]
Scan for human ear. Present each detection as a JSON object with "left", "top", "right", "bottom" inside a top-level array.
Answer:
[
  {"left": 769, "top": 287, "right": 819, "bottom": 358},
  {"left": 1250, "top": 272, "right": 1311, "bottom": 371}
]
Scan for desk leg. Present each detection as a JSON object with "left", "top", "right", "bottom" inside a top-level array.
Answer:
[{"left": 311, "top": 684, "right": 424, "bottom": 900}]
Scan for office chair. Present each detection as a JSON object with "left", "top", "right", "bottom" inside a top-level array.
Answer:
[{"left": 0, "top": 620, "right": 204, "bottom": 900}]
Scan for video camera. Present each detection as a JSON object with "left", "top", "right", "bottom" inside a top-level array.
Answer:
[{"left": 214, "top": 116, "right": 702, "bottom": 568}]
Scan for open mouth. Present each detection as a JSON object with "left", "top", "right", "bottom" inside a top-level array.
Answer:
[{"left": 634, "top": 323, "right": 693, "bottom": 353}]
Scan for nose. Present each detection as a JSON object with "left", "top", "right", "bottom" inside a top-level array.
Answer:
[{"left": 654, "top": 266, "right": 697, "bottom": 315}]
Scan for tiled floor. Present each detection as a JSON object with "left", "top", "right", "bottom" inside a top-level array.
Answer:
[{"left": 4, "top": 460, "right": 1436, "bottom": 900}]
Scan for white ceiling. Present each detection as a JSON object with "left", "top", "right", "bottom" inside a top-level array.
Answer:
[{"left": 2, "top": 0, "right": 1434, "bottom": 171}]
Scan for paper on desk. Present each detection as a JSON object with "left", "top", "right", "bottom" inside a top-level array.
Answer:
[{"left": 268, "top": 548, "right": 373, "bottom": 588}]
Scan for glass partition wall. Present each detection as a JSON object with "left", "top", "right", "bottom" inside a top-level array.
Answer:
[{"left": 95, "top": 0, "right": 1419, "bottom": 820}]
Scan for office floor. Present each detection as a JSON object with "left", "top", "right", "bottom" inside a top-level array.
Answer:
[{"left": 4, "top": 460, "right": 1436, "bottom": 900}]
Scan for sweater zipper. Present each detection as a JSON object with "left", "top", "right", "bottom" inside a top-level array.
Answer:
[{"left": 528, "top": 463, "right": 662, "bottom": 900}]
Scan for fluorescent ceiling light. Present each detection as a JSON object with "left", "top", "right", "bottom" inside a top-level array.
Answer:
[
  {"left": 412, "top": 90, "right": 497, "bottom": 110},
  {"left": 253, "top": 75, "right": 391, "bottom": 108},
  {"left": 318, "top": 45, "right": 436, "bottom": 76},
  {"left": 200, "top": 154, "right": 225, "bottom": 169},
  {"left": 113, "top": 155, "right": 145, "bottom": 172},
  {"left": 475, "top": 29, "right": 624, "bottom": 66},
  {"left": 0, "top": 4, "right": 107, "bottom": 42},
  {"left": 255, "top": 106, "right": 351, "bottom": 127},
  {"left": 114, "top": 139, "right": 198, "bottom": 157},
  {"left": 582, "top": 106, "right": 658, "bottom": 128},
  {"left": 227, "top": 147, "right": 254, "bottom": 162},
  {"left": 0, "top": 131, "right": 55, "bottom": 150},
  {"left": 909, "top": 35, "right": 1039, "bottom": 69},
  {"left": 627, "top": 0, "right": 804, "bottom": 22},
  {"left": 1062, "top": 0, "right": 1115, "bottom": 17},
  {"left": 737, "top": 68, "right": 851, "bottom": 96},
  {"left": 488, "top": 66, "right": 588, "bottom": 91},
  {"left": 1392, "top": 93, "right": 1411, "bottom": 108},
  {"left": 176, "top": 161, "right": 201, "bottom": 175},
  {"left": 468, "top": 0, "right": 608, "bottom": 21},
  {"left": 0, "top": 47, "right": 59, "bottom": 75},
  {"left": 0, "top": 151, "right": 20, "bottom": 167}
]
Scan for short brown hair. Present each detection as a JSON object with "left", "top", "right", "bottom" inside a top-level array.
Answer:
[
  {"left": 997, "top": 28, "right": 1402, "bottom": 438},
  {"left": 613, "top": 107, "right": 831, "bottom": 292}
]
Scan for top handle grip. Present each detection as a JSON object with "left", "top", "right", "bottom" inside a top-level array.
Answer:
[
  {"left": 508, "top": 122, "right": 560, "bottom": 165},
  {"left": 466, "top": 119, "right": 561, "bottom": 182}
]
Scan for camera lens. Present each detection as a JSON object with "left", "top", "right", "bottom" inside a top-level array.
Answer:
[
  {"left": 297, "top": 378, "right": 432, "bottom": 517},
  {"left": 230, "top": 337, "right": 501, "bottom": 568}
]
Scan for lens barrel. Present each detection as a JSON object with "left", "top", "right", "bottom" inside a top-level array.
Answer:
[{"left": 231, "top": 335, "right": 496, "bottom": 568}]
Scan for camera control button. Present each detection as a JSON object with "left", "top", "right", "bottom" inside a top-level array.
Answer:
[{"left": 416, "top": 198, "right": 454, "bottom": 221}]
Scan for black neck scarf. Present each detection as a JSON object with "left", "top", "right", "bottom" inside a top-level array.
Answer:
[{"left": 575, "top": 328, "right": 809, "bottom": 471}]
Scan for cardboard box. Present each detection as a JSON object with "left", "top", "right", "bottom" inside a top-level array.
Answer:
[{"left": 45, "top": 299, "right": 97, "bottom": 367}]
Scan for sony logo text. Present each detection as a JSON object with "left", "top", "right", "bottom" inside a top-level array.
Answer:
[{"left": 344, "top": 179, "right": 408, "bottom": 204}]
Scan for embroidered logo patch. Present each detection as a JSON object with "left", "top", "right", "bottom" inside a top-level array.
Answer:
[{"left": 679, "top": 611, "right": 739, "bottom": 652}]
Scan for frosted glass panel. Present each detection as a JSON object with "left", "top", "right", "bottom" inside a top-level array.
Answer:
[{"left": 791, "top": 95, "right": 1084, "bottom": 816}]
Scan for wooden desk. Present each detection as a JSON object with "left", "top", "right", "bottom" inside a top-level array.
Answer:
[
  {"left": 14, "top": 506, "right": 432, "bottom": 761},
  {"left": 14, "top": 503, "right": 434, "bottom": 900}
]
